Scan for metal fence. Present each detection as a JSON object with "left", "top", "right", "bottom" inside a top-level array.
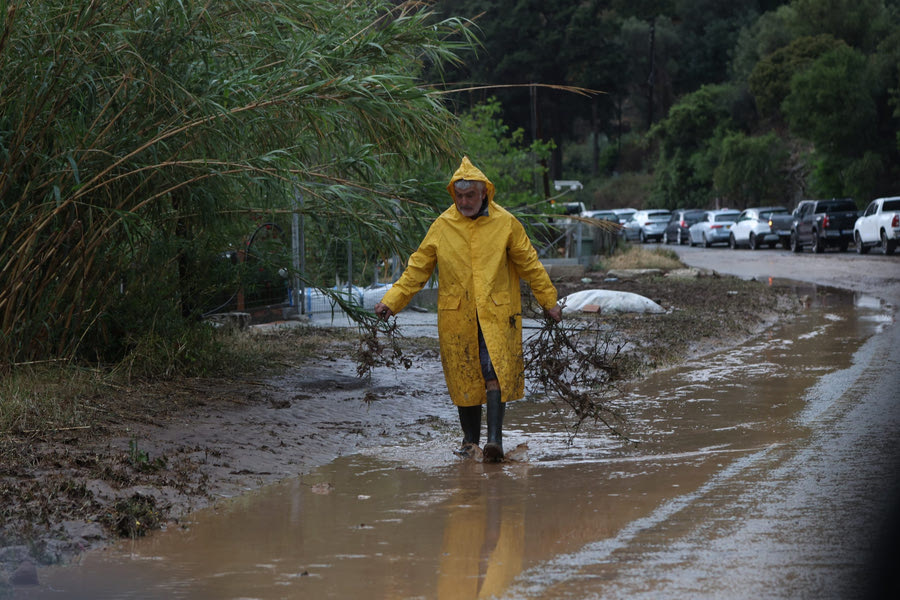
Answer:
[{"left": 534, "top": 219, "right": 622, "bottom": 265}]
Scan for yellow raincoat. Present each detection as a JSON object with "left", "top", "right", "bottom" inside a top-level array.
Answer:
[{"left": 380, "top": 157, "right": 558, "bottom": 407}]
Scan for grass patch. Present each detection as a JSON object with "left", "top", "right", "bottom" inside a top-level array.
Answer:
[
  {"left": 0, "top": 323, "right": 358, "bottom": 437},
  {"left": 600, "top": 245, "right": 684, "bottom": 271},
  {"left": 0, "top": 365, "right": 105, "bottom": 434}
]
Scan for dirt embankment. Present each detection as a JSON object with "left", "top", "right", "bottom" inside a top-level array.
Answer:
[{"left": 0, "top": 267, "right": 801, "bottom": 587}]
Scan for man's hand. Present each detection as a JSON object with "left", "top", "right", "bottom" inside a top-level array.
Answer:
[
  {"left": 545, "top": 304, "right": 562, "bottom": 323},
  {"left": 374, "top": 302, "right": 393, "bottom": 320}
]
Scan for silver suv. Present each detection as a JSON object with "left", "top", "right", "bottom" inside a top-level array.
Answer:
[{"left": 623, "top": 209, "right": 672, "bottom": 243}]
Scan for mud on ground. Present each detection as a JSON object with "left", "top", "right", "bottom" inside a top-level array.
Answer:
[{"left": 0, "top": 267, "right": 801, "bottom": 584}]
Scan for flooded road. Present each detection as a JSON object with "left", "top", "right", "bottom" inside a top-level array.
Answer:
[{"left": 16, "top": 279, "right": 898, "bottom": 599}]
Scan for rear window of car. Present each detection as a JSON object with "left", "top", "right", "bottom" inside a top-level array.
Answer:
[
  {"left": 816, "top": 200, "right": 856, "bottom": 213},
  {"left": 714, "top": 213, "right": 740, "bottom": 222},
  {"left": 759, "top": 209, "right": 787, "bottom": 219},
  {"left": 882, "top": 199, "right": 900, "bottom": 211}
]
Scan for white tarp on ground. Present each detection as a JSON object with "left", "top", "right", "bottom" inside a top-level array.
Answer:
[{"left": 561, "top": 289, "right": 665, "bottom": 314}]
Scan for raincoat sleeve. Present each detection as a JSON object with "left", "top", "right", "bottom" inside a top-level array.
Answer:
[
  {"left": 379, "top": 223, "right": 439, "bottom": 314},
  {"left": 507, "top": 218, "right": 558, "bottom": 310}
]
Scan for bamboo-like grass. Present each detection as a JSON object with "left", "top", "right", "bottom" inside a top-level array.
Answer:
[{"left": 0, "top": 0, "right": 476, "bottom": 369}]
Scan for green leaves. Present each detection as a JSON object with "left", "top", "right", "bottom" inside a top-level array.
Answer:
[{"left": 712, "top": 131, "right": 789, "bottom": 209}]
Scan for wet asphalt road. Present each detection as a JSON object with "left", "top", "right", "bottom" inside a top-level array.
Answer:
[{"left": 666, "top": 244, "right": 900, "bottom": 599}]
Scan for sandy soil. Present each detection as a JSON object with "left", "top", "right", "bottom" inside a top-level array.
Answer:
[{"left": 0, "top": 266, "right": 801, "bottom": 585}]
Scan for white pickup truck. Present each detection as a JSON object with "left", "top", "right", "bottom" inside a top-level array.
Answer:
[{"left": 853, "top": 196, "right": 900, "bottom": 255}]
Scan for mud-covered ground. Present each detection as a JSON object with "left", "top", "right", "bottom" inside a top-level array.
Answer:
[{"left": 0, "top": 267, "right": 800, "bottom": 585}]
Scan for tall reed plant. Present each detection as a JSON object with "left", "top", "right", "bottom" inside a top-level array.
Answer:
[{"left": 0, "top": 0, "right": 475, "bottom": 368}]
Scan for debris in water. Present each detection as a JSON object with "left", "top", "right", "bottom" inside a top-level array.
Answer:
[
  {"left": 504, "top": 442, "right": 529, "bottom": 463},
  {"left": 310, "top": 482, "right": 334, "bottom": 495}
]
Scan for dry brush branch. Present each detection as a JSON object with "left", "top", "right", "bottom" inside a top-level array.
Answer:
[{"left": 524, "top": 318, "right": 634, "bottom": 441}]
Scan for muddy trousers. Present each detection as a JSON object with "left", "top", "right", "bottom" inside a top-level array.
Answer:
[{"left": 483, "top": 390, "right": 505, "bottom": 462}]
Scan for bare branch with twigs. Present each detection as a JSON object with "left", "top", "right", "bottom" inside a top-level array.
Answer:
[{"left": 524, "top": 318, "right": 634, "bottom": 442}]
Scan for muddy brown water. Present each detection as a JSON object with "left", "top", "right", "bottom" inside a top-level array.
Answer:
[{"left": 15, "top": 282, "right": 895, "bottom": 600}]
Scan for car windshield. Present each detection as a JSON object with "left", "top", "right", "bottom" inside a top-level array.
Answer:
[{"left": 714, "top": 213, "right": 740, "bottom": 222}]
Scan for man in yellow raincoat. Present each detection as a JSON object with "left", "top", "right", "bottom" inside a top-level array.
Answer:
[{"left": 374, "top": 157, "right": 562, "bottom": 462}]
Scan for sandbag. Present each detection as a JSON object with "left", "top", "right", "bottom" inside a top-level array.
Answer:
[{"left": 561, "top": 289, "right": 665, "bottom": 314}]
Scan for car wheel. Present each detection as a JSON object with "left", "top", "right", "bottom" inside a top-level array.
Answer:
[
  {"left": 883, "top": 230, "right": 897, "bottom": 255},
  {"left": 749, "top": 233, "right": 758, "bottom": 250},
  {"left": 812, "top": 230, "right": 824, "bottom": 254},
  {"left": 790, "top": 232, "right": 802, "bottom": 253},
  {"left": 856, "top": 232, "right": 869, "bottom": 254},
  {"left": 703, "top": 234, "right": 712, "bottom": 248},
  {"left": 729, "top": 233, "right": 738, "bottom": 249}
]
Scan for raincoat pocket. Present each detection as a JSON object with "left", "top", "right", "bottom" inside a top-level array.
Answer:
[
  {"left": 438, "top": 294, "right": 461, "bottom": 311},
  {"left": 489, "top": 291, "right": 510, "bottom": 306}
]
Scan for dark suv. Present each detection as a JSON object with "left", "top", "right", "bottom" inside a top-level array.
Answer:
[
  {"left": 790, "top": 198, "right": 859, "bottom": 253},
  {"left": 664, "top": 209, "right": 706, "bottom": 245}
]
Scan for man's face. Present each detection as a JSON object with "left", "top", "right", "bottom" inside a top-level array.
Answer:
[{"left": 454, "top": 185, "right": 484, "bottom": 218}]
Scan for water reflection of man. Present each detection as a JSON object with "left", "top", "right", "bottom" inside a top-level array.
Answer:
[
  {"left": 375, "top": 157, "right": 561, "bottom": 462},
  {"left": 436, "top": 467, "right": 526, "bottom": 599}
]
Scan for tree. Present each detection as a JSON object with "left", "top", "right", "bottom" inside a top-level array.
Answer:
[
  {"left": 453, "top": 98, "right": 555, "bottom": 208},
  {"left": 648, "top": 83, "right": 745, "bottom": 208},
  {"left": 713, "top": 132, "right": 790, "bottom": 208},
  {"left": 781, "top": 45, "right": 882, "bottom": 198},
  {"left": 748, "top": 34, "right": 845, "bottom": 118},
  {"left": 791, "top": 0, "right": 893, "bottom": 52},
  {"left": 671, "top": 0, "right": 788, "bottom": 93},
  {"left": 617, "top": 15, "right": 681, "bottom": 132},
  {"left": 731, "top": 4, "right": 800, "bottom": 80}
]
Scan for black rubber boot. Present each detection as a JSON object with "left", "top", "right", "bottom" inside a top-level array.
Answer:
[
  {"left": 457, "top": 405, "right": 481, "bottom": 446},
  {"left": 482, "top": 390, "right": 505, "bottom": 463}
]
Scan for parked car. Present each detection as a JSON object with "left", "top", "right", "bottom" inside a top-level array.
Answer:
[
  {"left": 622, "top": 209, "right": 672, "bottom": 243},
  {"left": 853, "top": 196, "right": 900, "bottom": 255},
  {"left": 728, "top": 206, "right": 789, "bottom": 250},
  {"left": 663, "top": 209, "right": 706, "bottom": 245},
  {"left": 688, "top": 209, "right": 741, "bottom": 247},
  {"left": 769, "top": 201, "right": 811, "bottom": 249},
  {"left": 611, "top": 208, "right": 637, "bottom": 225},
  {"left": 582, "top": 209, "right": 620, "bottom": 223},
  {"left": 790, "top": 198, "right": 859, "bottom": 253}
]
